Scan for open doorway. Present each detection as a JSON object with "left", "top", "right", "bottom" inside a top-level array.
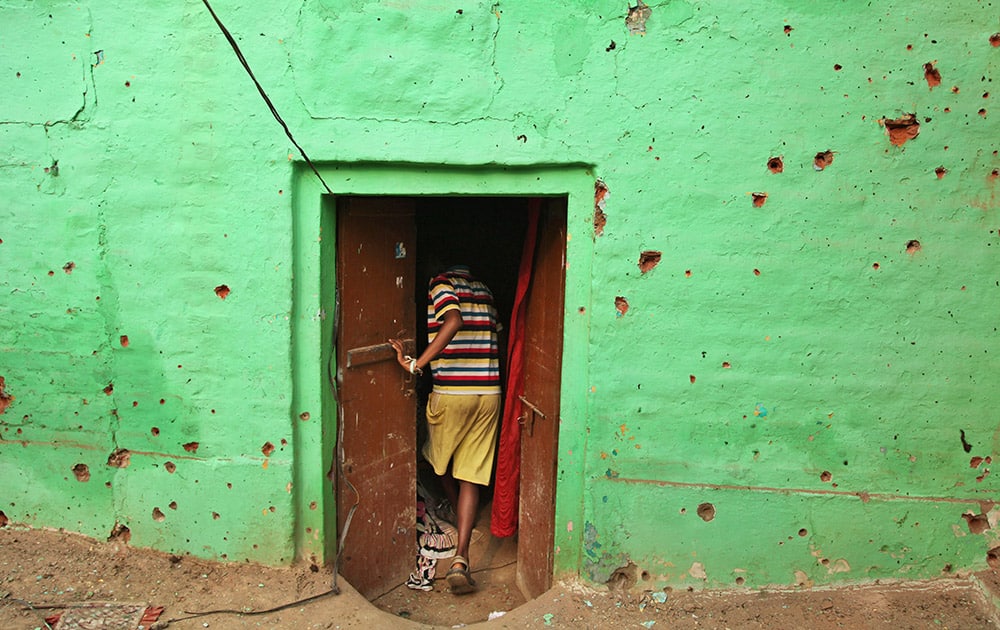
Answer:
[{"left": 334, "top": 195, "right": 565, "bottom": 624}]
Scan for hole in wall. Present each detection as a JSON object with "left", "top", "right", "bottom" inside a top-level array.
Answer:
[
  {"left": 696, "top": 503, "right": 715, "bottom": 522},
  {"left": 594, "top": 180, "right": 609, "bottom": 237},
  {"left": 615, "top": 296, "right": 629, "bottom": 317},
  {"left": 882, "top": 114, "right": 920, "bottom": 146},
  {"left": 638, "top": 250, "right": 662, "bottom": 273},
  {"left": 0, "top": 376, "right": 13, "bottom": 415},
  {"left": 813, "top": 151, "right": 835, "bottom": 171},
  {"left": 988, "top": 547, "right": 1000, "bottom": 569},
  {"left": 962, "top": 511, "right": 990, "bottom": 535},
  {"left": 606, "top": 562, "right": 639, "bottom": 592},
  {"left": 106, "top": 449, "right": 131, "bottom": 468},
  {"left": 625, "top": 1, "right": 652, "bottom": 36},
  {"left": 72, "top": 464, "right": 90, "bottom": 482},
  {"left": 905, "top": 240, "right": 921, "bottom": 254},
  {"left": 923, "top": 62, "right": 941, "bottom": 88},
  {"left": 960, "top": 429, "right": 973, "bottom": 453},
  {"left": 751, "top": 192, "right": 768, "bottom": 207},
  {"left": 152, "top": 507, "right": 166, "bottom": 522},
  {"left": 108, "top": 523, "right": 130, "bottom": 543},
  {"left": 767, "top": 156, "right": 784, "bottom": 173}
]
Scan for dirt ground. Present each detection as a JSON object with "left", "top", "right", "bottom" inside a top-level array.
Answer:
[{"left": 2, "top": 524, "right": 1000, "bottom": 630}]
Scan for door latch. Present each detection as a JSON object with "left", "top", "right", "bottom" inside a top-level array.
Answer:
[{"left": 518, "top": 395, "right": 546, "bottom": 437}]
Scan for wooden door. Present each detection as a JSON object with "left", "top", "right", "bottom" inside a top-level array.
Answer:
[
  {"left": 335, "top": 197, "right": 418, "bottom": 599},
  {"left": 516, "top": 200, "right": 566, "bottom": 599}
]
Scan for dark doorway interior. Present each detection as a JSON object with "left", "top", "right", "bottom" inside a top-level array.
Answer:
[
  {"left": 412, "top": 196, "right": 531, "bottom": 501},
  {"left": 413, "top": 197, "right": 531, "bottom": 350}
]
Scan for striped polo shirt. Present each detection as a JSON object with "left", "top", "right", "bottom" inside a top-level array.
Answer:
[{"left": 427, "top": 266, "right": 501, "bottom": 395}]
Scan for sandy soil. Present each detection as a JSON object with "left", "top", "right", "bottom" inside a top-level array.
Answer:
[{"left": 2, "top": 525, "right": 999, "bottom": 630}]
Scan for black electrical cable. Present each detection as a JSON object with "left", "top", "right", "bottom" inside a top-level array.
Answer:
[
  {"left": 2, "top": 595, "right": 55, "bottom": 630},
  {"left": 199, "top": 0, "right": 349, "bottom": 596},
  {"left": 369, "top": 559, "right": 519, "bottom": 603},
  {"left": 200, "top": 0, "right": 334, "bottom": 196},
  {"left": 167, "top": 588, "right": 338, "bottom": 623}
]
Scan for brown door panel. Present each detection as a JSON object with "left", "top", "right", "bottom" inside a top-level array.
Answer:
[
  {"left": 517, "top": 200, "right": 567, "bottom": 600},
  {"left": 335, "top": 197, "right": 418, "bottom": 599}
]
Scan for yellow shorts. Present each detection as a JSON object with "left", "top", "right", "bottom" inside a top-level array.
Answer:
[{"left": 423, "top": 392, "right": 501, "bottom": 486}]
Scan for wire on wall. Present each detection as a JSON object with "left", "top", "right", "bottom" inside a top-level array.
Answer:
[
  {"left": 200, "top": 0, "right": 335, "bottom": 196},
  {"left": 199, "top": 0, "right": 344, "bottom": 595}
]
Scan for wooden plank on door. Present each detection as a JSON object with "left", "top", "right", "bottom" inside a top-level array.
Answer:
[
  {"left": 517, "top": 199, "right": 567, "bottom": 600},
  {"left": 335, "top": 197, "right": 417, "bottom": 599}
]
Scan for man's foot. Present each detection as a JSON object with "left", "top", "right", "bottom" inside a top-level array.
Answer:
[{"left": 446, "top": 556, "right": 477, "bottom": 595}]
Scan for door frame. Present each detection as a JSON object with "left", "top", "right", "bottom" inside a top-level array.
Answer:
[{"left": 290, "top": 163, "right": 594, "bottom": 583}]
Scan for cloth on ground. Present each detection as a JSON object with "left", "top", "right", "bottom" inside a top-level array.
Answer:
[{"left": 405, "top": 491, "right": 457, "bottom": 591}]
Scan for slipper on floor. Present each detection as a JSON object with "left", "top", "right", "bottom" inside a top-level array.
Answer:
[{"left": 446, "top": 555, "right": 477, "bottom": 595}]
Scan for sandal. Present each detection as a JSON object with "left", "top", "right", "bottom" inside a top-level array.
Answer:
[{"left": 446, "top": 555, "right": 477, "bottom": 595}]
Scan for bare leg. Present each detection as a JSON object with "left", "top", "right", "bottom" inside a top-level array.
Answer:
[
  {"left": 454, "top": 480, "right": 480, "bottom": 564},
  {"left": 440, "top": 472, "right": 458, "bottom": 516}
]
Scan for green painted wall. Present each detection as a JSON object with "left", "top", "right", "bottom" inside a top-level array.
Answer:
[{"left": 2, "top": 0, "right": 998, "bottom": 590}]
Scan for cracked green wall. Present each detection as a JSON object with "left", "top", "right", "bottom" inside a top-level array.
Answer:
[{"left": 1, "top": 0, "right": 998, "bottom": 589}]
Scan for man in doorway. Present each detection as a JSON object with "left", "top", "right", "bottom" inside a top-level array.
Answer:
[{"left": 390, "top": 264, "right": 501, "bottom": 595}]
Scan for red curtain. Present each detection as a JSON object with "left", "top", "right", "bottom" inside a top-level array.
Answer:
[{"left": 491, "top": 199, "right": 540, "bottom": 537}]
